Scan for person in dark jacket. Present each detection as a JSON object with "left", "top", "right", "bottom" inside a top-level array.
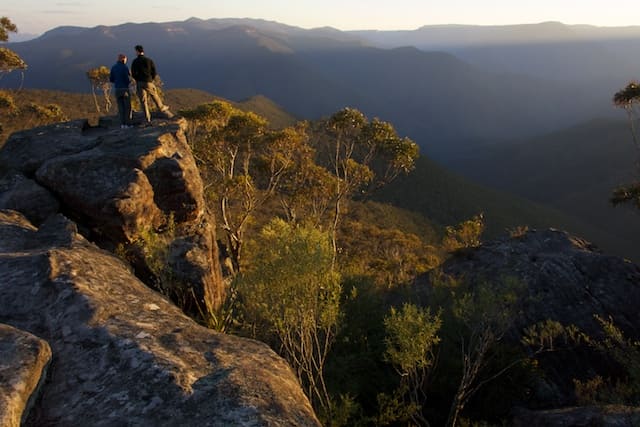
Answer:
[
  {"left": 130, "top": 45, "right": 173, "bottom": 123},
  {"left": 109, "top": 53, "right": 132, "bottom": 128}
]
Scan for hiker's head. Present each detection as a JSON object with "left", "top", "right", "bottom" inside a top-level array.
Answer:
[
  {"left": 135, "top": 45, "right": 144, "bottom": 55},
  {"left": 117, "top": 53, "right": 127, "bottom": 63}
]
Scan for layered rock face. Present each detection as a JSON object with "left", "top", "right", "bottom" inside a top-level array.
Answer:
[
  {"left": 0, "top": 210, "right": 320, "bottom": 426},
  {"left": 0, "top": 118, "right": 223, "bottom": 312}
]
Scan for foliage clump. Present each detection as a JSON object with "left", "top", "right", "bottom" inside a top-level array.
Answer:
[
  {"left": 442, "top": 213, "right": 485, "bottom": 253},
  {"left": 0, "top": 18, "right": 26, "bottom": 83},
  {"left": 0, "top": 90, "right": 67, "bottom": 139},
  {"left": 0, "top": 90, "right": 17, "bottom": 114},
  {"left": 0, "top": 47, "right": 26, "bottom": 76},
  {"left": 24, "top": 102, "right": 67, "bottom": 121},
  {"left": 383, "top": 303, "right": 442, "bottom": 426},
  {"left": 613, "top": 81, "right": 640, "bottom": 108},
  {"left": 611, "top": 183, "right": 640, "bottom": 209},
  {"left": 340, "top": 220, "right": 440, "bottom": 287},
  {"left": 0, "top": 17, "right": 17, "bottom": 42},
  {"left": 238, "top": 218, "right": 342, "bottom": 418},
  {"left": 574, "top": 315, "right": 640, "bottom": 406}
]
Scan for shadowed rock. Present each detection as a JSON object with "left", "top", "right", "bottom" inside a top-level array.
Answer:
[
  {"left": 421, "top": 229, "right": 640, "bottom": 410},
  {"left": 512, "top": 405, "right": 640, "bottom": 426},
  {"left": 0, "top": 210, "right": 320, "bottom": 426},
  {"left": 0, "top": 172, "right": 59, "bottom": 225},
  {"left": 439, "top": 229, "right": 640, "bottom": 340},
  {"left": 0, "top": 324, "right": 52, "bottom": 427}
]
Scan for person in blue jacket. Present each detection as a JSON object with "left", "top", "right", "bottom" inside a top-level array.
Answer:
[{"left": 109, "top": 53, "right": 132, "bottom": 128}]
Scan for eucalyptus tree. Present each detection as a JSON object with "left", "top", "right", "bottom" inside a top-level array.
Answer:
[
  {"left": 181, "top": 101, "right": 308, "bottom": 273},
  {"left": 612, "top": 82, "right": 640, "bottom": 208},
  {"left": 238, "top": 218, "right": 341, "bottom": 418},
  {"left": 86, "top": 66, "right": 112, "bottom": 113},
  {"left": 384, "top": 303, "right": 442, "bottom": 426},
  {"left": 0, "top": 17, "right": 17, "bottom": 42},
  {"left": 0, "top": 17, "right": 27, "bottom": 87},
  {"left": 314, "top": 108, "right": 420, "bottom": 261}
]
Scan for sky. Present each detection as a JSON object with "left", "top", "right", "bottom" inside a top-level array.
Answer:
[{"left": 5, "top": 0, "right": 640, "bottom": 36}]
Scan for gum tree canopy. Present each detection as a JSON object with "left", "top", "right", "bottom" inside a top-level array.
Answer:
[{"left": 0, "top": 17, "right": 26, "bottom": 77}]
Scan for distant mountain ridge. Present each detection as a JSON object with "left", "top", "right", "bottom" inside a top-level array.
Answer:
[
  {"left": 6, "top": 18, "right": 638, "bottom": 261},
  {"left": 4, "top": 18, "right": 615, "bottom": 157},
  {"left": 352, "top": 21, "right": 640, "bottom": 49},
  {"left": 354, "top": 21, "right": 640, "bottom": 99}
]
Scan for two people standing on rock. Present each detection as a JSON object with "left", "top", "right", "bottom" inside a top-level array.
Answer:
[
  {"left": 110, "top": 45, "right": 173, "bottom": 128},
  {"left": 131, "top": 45, "right": 174, "bottom": 123}
]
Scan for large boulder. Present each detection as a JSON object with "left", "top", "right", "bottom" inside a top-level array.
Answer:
[
  {"left": 438, "top": 229, "right": 640, "bottom": 340},
  {"left": 0, "top": 323, "right": 52, "bottom": 427},
  {"left": 423, "top": 229, "right": 640, "bottom": 409},
  {"left": 0, "top": 118, "right": 224, "bottom": 312},
  {"left": 0, "top": 210, "right": 320, "bottom": 426},
  {"left": 0, "top": 172, "right": 59, "bottom": 225}
]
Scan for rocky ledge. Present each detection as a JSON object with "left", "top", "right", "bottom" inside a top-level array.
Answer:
[
  {"left": 0, "top": 117, "right": 223, "bottom": 313},
  {"left": 0, "top": 210, "right": 319, "bottom": 426}
]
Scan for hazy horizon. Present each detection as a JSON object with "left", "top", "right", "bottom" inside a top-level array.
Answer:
[{"left": 6, "top": 0, "right": 640, "bottom": 37}]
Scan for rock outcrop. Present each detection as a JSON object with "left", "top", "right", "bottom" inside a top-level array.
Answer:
[
  {"left": 438, "top": 229, "right": 640, "bottom": 341},
  {"left": 0, "top": 118, "right": 224, "bottom": 312},
  {"left": 0, "top": 172, "right": 59, "bottom": 225},
  {"left": 0, "top": 209, "right": 320, "bottom": 426},
  {"left": 512, "top": 405, "right": 640, "bottom": 426},
  {"left": 422, "top": 229, "right": 640, "bottom": 411},
  {"left": 0, "top": 323, "right": 52, "bottom": 427}
]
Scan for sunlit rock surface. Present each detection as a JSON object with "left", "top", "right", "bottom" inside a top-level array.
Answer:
[
  {"left": 0, "top": 323, "right": 52, "bottom": 427},
  {"left": 0, "top": 117, "right": 224, "bottom": 312},
  {"left": 0, "top": 210, "right": 320, "bottom": 426}
]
